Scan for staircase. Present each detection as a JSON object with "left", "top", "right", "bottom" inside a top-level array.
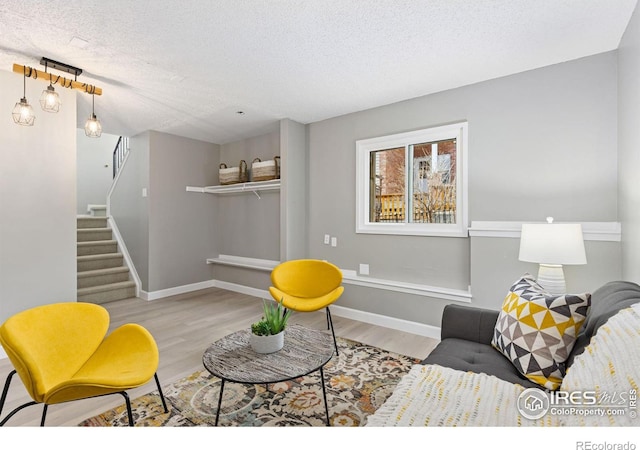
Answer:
[{"left": 77, "top": 216, "right": 136, "bottom": 304}]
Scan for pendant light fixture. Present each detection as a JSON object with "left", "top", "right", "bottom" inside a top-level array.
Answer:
[
  {"left": 11, "top": 58, "right": 103, "bottom": 133},
  {"left": 12, "top": 66, "right": 35, "bottom": 126},
  {"left": 39, "top": 59, "right": 61, "bottom": 113},
  {"left": 39, "top": 84, "right": 61, "bottom": 113},
  {"left": 84, "top": 92, "right": 102, "bottom": 138}
]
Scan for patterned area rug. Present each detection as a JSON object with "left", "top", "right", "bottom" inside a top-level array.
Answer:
[{"left": 79, "top": 337, "right": 420, "bottom": 427}]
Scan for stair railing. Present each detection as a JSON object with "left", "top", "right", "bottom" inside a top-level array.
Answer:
[{"left": 112, "top": 136, "right": 130, "bottom": 178}]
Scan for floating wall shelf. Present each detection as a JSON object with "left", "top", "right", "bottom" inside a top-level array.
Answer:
[
  {"left": 186, "top": 179, "right": 280, "bottom": 198},
  {"left": 206, "top": 254, "right": 280, "bottom": 272}
]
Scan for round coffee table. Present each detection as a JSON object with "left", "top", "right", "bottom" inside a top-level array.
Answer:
[{"left": 202, "top": 324, "right": 335, "bottom": 426}]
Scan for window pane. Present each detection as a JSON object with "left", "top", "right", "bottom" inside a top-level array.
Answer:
[
  {"left": 410, "top": 138, "right": 457, "bottom": 224},
  {"left": 356, "top": 121, "right": 467, "bottom": 236},
  {"left": 370, "top": 147, "right": 405, "bottom": 223}
]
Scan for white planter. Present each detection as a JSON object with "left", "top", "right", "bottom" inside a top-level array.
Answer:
[{"left": 250, "top": 330, "right": 285, "bottom": 354}]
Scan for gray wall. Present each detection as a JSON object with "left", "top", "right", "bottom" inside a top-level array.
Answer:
[
  {"left": 280, "top": 119, "right": 308, "bottom": 260},
  {"left": 216, "top": 130, "right": 281, "bottom": 261},
  {"left": 76, "top": 130, "right": 119, "bottom": 214},
  {"left": 148, "top": 131, "right": 218, "bottom": 291},
  {"left": 618, "top": 1, "right": 640, "bottom": 284},
  {"left": 110, "top": 132, "right": 151, "bottom": 289},
  {"left": 307, "top": 52, "right": 621, "bottom": 327},
  {"left": 0, "top": 69, "right": 77, "bottom": 324},
  {"left": 470, "top": 238, "right": 621, "bottom": 312},
  {"left": 212, "top": 131, "right": 281, "bottom": 291},
  {"left": 111, "top": 131, "right": 219, "bottom": 293}
]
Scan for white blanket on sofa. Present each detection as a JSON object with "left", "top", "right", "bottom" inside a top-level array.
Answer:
[
  {"left": 364, "top": 363, "right": 559, "bottom": 427},
  {"left": 366, "top": 303, "right": 640, "bottom": 427}
]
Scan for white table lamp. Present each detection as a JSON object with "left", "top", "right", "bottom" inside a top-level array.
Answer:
[{"left": 518, "top": 217, "right": 587, "bottom": 295}]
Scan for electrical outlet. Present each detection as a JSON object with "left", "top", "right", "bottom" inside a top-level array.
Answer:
[
  {"left": 324, "top": 234, "right": 330, "bottom": 245},
  {"left": 331, "top": 237, "right": 337, "bottom": 247},
  {"left": 359, "top": 264, "right": 369, "bottom": 275},
  {"left": 142, "top": 188, "right": 148, "bottom": 197}
]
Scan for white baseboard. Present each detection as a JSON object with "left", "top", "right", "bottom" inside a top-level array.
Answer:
[
  {"left": 211, "top": 279, "right": 441, "bottom": 340},
  {"left": 330, "top": 304, "right": 441, "bottom": 340},
  {"left": 211, "top": 280, "right": 271, "bottom": 300},
  {"left": 140, "top": 279, "right": 271, "bottom": 302},
  {"left": 140, "top": 280, "right": 217, "bottom": 301}
]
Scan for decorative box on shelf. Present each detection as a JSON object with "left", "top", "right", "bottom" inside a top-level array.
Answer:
[
  {"left": 251, "top": 156, "right": 280, "bottom": 182},
  {"left": 219, "top": 160, "right": 248, "bottom": 185}
]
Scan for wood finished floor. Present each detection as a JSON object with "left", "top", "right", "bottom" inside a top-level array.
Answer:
[{"left": 0, "top": 287, "right": 438, "bottom": 427}]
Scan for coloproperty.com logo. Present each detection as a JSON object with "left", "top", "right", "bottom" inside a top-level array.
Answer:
[{"left": 517, "top": 387, "right": 638, "bottom": 420}]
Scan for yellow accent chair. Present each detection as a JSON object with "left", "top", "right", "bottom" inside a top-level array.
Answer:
[
  {"left": 269, "top": 259, "right": 344, "bottom": 355},
  {"left": 0, "top": 302, "right": 168, "bottom": 426}
]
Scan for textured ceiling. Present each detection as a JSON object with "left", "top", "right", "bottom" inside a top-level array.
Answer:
[{"left": 0, "top": 0, "right": 637, "bottom": 144}]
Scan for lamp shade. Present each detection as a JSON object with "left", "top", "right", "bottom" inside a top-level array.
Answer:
[
  {"left": 40, "top": 85, "right": 61, "bottom": 113},
  {"left": 12, "top": 97, "right": 35, "bottom": 126},
  {"left": 84, "top": 113, "right": 102, "bottom": 138},
  {"left": 519, "top": 223, "right": 587, "bottom": 265}
]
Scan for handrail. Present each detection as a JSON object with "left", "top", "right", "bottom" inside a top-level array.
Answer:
[{"left": 112, "top": 136, "right": 129, "bottom": 178}]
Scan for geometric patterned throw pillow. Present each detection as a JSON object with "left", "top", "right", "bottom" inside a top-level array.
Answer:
[{"left": 491, "top": 273, "right": 591, "bottom": 390}]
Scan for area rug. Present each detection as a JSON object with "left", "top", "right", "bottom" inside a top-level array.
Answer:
[{"left": 79, "top": 337, "right": 420, "bottom": 427}]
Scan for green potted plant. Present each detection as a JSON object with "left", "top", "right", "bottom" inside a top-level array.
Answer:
[{"left": 250, "top": 298, "right": 292, "bottom": 353}]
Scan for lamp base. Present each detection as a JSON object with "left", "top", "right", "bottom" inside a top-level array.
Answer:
[{"left": 537, "top": 264, "right": 566, "bottom": 295}]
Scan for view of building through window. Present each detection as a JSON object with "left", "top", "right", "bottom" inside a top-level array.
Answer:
[{"left": 370, "top": 139, "right": 457, "bottom": 224}]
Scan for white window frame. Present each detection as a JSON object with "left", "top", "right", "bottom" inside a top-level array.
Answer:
[{"left": 356, "top": 121, "right": 468, "bottom": 237}]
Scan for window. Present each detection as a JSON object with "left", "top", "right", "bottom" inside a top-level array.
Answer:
[{"left": 356, "top": 122, "right": 468, "bottom": 237}]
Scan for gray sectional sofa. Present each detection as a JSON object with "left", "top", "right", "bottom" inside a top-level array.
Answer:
[
  {"left": 422, "top": 280, "right": 640, "bottom": 389},
  {"left": 366, "top": 280, "right": 640, "bottom": 426}
]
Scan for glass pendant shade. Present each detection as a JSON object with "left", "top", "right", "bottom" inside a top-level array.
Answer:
[
  {"left": 12, "top": 97, "right": 35, "bottom": 126},
  {"left": 40, "top": 85, "right": 61, "bottom": 112},
  {"left": 84, "top": 113, "right": 102, "bottom": 137},
  {"left": 84, "top": 93, "right": 102, "bottom": 137}
]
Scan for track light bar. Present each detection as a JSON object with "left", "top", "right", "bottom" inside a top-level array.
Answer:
[{"left": 12, "top": 63, "right": 102, "bottom": 95}]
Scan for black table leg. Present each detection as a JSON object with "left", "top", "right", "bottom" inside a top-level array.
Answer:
[
  {"left": 319, "top": 367, "right": 330, "bottom": 426},
  {"left": 215, "top": 379, "right": 225, "bottom": 426}
]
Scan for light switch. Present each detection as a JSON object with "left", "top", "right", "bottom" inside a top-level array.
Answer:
[
  {"left": 331, "top": 237, "right": 337, "bottom": 247},
  {"left": 142, "top": 188, "right": 148, "bottom": 197}
]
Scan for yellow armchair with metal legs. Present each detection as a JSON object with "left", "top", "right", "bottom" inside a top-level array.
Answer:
[
  {"left": 269, "top": 259, "right": 344, "bottom": 355},
  {"left": 0, "top": 302, "right": 168, "bottom": 426}
]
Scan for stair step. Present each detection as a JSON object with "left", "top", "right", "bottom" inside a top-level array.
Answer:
[
  {"left": 77, "top": 240, "right": 118, "bottom": 256},
  {"left": 77, "top": 253, "right": 124, "bottom": 272},
  {"left": 77, "top": 267, "right": 130, "bottom": 289},
  {"left": 77, "top": 227, "right": 112, "bottom": 242},
  {"left": 77, "top": 216, "right": 108, "bottom": 229},
  {"left": 87, "top": 204, "right": 107, "bottom": 217},
  {"left": 77, "top": 281, "right": 136, "bottom": 305}
]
